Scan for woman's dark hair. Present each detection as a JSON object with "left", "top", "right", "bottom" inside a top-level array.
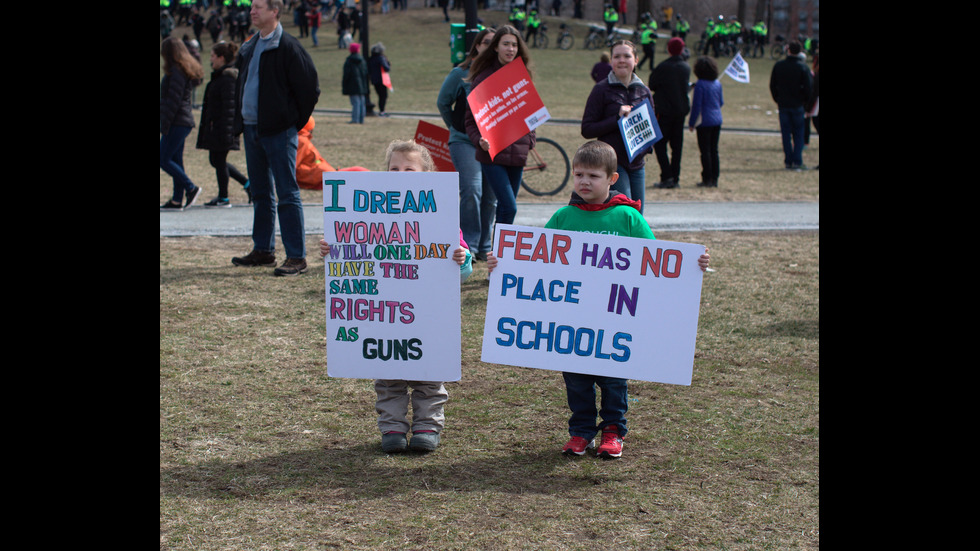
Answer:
[
  {"left": 466, "top": 25, "right": 532, "bottom": 82},
  {"left": 211, "top": 41, "right": 239, "bottom": 66},
  {"left": 693, "top": 56, "right": 719, "bottom": 81},
  {"left": 161, "top": 36, "right": 204, "bottom": 80}
]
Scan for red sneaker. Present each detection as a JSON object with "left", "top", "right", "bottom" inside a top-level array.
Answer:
[
  {"left": 562, "top": 436, "right": 595, "bottom": 456},
  {"left": 597, "top": 428, "right": 623, "bottom": 459}
]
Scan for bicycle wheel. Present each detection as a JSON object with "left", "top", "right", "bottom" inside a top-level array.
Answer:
[
  {"left": 536, "top": 33, "right": 549, "bottom": 49},
  {"left": 559, "top": 32, "right": 573, "bottom": 50},
  {"left": 770, "top": 43, "right": 784, "bottom": 59},
  {"left": 521, "top": 138, "right": 570, "bottom": 196},
  {"left": 585, "top": 34, "right": 598, "bottom": 50}
]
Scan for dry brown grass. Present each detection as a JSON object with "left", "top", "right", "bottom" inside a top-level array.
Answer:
[{"left": 161, "top": 230, "right": 818, "bottom": 550}]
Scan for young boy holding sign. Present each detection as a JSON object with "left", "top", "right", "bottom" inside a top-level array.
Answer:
[
  {"left": 491, "top": 140, "right": 709, "bottom": 458},
  {"left": 319, "top": 140, "right": 498, "bottom": 453}
]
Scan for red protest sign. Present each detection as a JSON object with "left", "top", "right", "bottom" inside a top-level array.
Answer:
[
  {"left": 381, "top": 67, "right": 393, "bottom": 90},
  {"left": 466, "top": 58, "right": 550, "bottom": 160},
  {"left": 414, "top": 120, "right": 456, "bottom": 173}
]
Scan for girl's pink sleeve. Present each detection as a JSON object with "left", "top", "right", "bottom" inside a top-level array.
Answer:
[{"left": 459, "top": 229, "right": 469, "bottom": 249}]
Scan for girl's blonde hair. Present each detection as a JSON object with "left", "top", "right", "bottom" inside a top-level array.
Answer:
[{"left": 384, "top": 140, "right": 435, "bottom": 172}]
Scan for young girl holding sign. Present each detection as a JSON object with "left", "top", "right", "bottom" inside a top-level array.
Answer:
[
  {"left": 319, "top": 140, "right": 497, "bottom": 453},
  {"left": 464, "top": 25, "right": 536, "bottom": 231},
  {"left": 581, "top": 40, "right": 654, "bottom": 213}
]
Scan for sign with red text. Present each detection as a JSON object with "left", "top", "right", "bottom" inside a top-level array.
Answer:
[
  {"left": 414, "top": 120, "right": 456, "bottom": 173},
  {"left": 481, "top": 224, "right": 705, "bottom": 385},
  {"left": 323, "top": 171, "right": 462, "bottom": 381},
  {"left": 466, "top": 58, "right": 550, "bottom": 160}
]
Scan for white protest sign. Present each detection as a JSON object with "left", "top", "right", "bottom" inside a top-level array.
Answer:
[
  {"left": 480, "top": 224, "right": 705, "bottom": 385},
  {"left": 322, "top": 171, "right": 462, "bottom": 381},
  {"left": 724, "top": 51, "right": 750, "bottom": 83},
  {"left": 618, "top": 98, "right": 662, "bottom": 163}
]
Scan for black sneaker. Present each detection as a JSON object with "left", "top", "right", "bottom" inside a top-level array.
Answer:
[
  {"left": 274, "top": 257, "right": 308, "bottom": 276},
  {"left": 205, "top": 197, "right": 231, "bottom": 208},
  {"left": 160, "top": 200, "right": 183, "bottom": 211},
  {"left": 231, "top": 250, "right": 277, "bottom": 267},
  {"left": 184, "top": 185, "right": 202, "bottom": 208},
  {"left": 653, "top": 178, "right": 678, "bottom": 189}
]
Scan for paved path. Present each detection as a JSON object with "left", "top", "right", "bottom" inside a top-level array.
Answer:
[{"left": 161, "top": 201, "right": 818, "bottom": 237}]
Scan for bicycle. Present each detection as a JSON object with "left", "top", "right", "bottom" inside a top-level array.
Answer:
[
  {"left": 521, "top": 138, "right": 570, "bottom": 196},
  {"left": 583, "top": 24, "right": 605, "bottom": 50},
  {"left": 532, "top": 22, "right": 549, "bottom": 49},
  {"left": 769, "top": 34, "right": 786, "bottom": 59},
  {"left": 556, "top": 22, "right": 574, "bottom": 50}
]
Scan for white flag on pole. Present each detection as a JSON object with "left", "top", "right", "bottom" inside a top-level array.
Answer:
[{"left": 723, "top": 52, "right": 750, "bottom": 83}]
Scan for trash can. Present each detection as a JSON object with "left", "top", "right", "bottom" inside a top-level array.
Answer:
[{"left": 450, "top": 23, "right": 466, "bottom": 65}]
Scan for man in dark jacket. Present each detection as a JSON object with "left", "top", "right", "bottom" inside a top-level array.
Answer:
[
  {"left": 231, "top": 0, "right": 320, "bottom": 276},
  {"left": 648, "top": 37, "right": 690, "bottom": 188},
  {"left": 769, "top": 42, "right": 813, "bottom": 170}
]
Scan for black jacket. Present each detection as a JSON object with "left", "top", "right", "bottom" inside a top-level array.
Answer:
[
  {"left": 197, "top": 65, "right": 241, "bottom": 152},
  {"left": 160, "top": 68, "right": 197, "bottom": 135},
  {"left": 233, "top": 25, "right": 320, "bottom": 137},
  {"left": 648, "top": 55, "right": 691, "bottom": 119},
  {"left": 769, "top": 55, "right": 812, "bottom": 109}
]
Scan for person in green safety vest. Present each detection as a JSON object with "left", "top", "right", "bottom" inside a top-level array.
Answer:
[
  {"left": 525, "top": 10, "right": 541, "bottom": 46},
  {"left": 509, "top": 7, "right": 526, "bottom": 32},
  {"left": 160, "top": 0, "right": 171, "bottom": 12},
  {"left": 702, "top": 18, "right": 716, "bottom": 56},
  {"left": 603, "top": 4, "right": 618, "bottom": 39},
  {"left": 751, "top": 20, "right": 767, "bottom": 57},
  {"left": 674, "top": 14, "right": 689, "bottom": 40},
  {"left": 637, "top": 16, "right": 657, "bottom": 71}
]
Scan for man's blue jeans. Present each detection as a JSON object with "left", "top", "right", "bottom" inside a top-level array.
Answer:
[
  {"left": 451, "top": 141, "right": 496, "bottom": 253},
  {"left": 349, "top": 94, "right": 365, "bottom": 123},
  {"left": 778, "top": 106, "right": 805, "bottom": 167},
  {"left": 242, "top": 125, "right": 306, "bottom": 259},
  {"left": 562, "top": 372, "right": 629, "bottom": 439}
]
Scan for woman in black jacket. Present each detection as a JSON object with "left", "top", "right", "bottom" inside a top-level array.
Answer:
[
  {"left": 196, "top": 41, "right": 250, "bottom": 207},
  {"left": 160, "top": 36, "right": 204, "bottom": 210}
]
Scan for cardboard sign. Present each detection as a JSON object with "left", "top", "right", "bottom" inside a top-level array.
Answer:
[
  {"left": 481, "top": 224, "right": 705, "bottom": 385},
  {"left": 466, "top": 58, "right": 550, "bottom": 160},
  {"left": 381, "top": 67, "right": 393, "bottom": 90},
  {"left": 414, "top": 120, "right": 456, "bottom": 173},
  {"left": 323, "top": 172, "right": 462, "bottom": 382},
  {"left": 723, "top": 52, "right": 750, "bottom": 83},
  {"left": 618, "top": 98, "right": 662, "bottom": 162}
]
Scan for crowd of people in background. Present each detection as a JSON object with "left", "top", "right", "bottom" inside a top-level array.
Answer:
[{"left": 162, "top": 1, "right": 818, "bottom": 220}]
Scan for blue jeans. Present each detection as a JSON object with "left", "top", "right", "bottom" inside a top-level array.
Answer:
[
  {"left": 612, "top": 164, "right": 646, "bottom": 214},
  {"left": 562, "top": 372, "right": 628, "bottom": 439},
  {"left": 349, "top": 94, "right": 365, "bottom": 123},
  {"left": 778, "top": 106, "right": 805, "bottom": 167},
  {"left": 451, "top": 142, "right": 496, "bottom": 253},
  {"left": 481, "top": 163, "right": 524, "bottom": 226},
  {"left": 242, "top": 125, "right": 306, "bottom": 259},
  {"left": 160, "top": 125, "right": 196, "bottom": 203}
]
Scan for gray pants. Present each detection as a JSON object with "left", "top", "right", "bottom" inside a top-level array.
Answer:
[{"left": 374, "top": 379, "right": 448, "bottom": 434}]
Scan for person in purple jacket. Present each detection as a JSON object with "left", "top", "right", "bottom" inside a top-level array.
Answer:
[{"left": 688, "top": 56, "right": 723, "bottom": 187}]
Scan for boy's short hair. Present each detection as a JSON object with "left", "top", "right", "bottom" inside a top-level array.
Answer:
[
  {"left": 384, "top": 139, "right": 435, "bottom": 172},
  {"left": 572, "top": 140, "right": 618, "bottom": 177}
]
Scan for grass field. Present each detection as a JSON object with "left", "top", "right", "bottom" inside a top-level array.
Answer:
[{"left": 161, "top": 8, "right": 818, "bottom": 550}]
